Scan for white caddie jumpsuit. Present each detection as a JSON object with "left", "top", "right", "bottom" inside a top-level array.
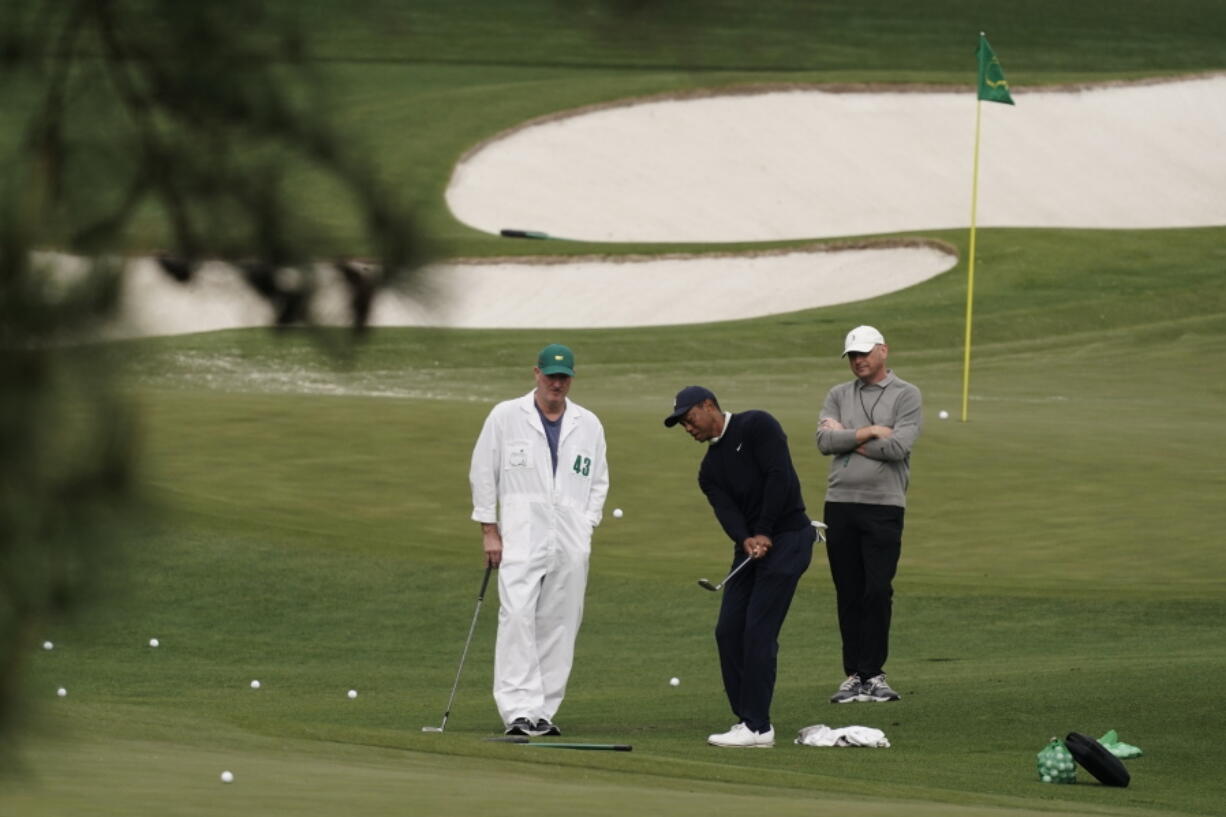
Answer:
[{"left": 469, "top": 391, "right": 609, "bottom": 725}]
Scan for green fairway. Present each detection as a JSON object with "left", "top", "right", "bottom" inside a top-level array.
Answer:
[
  {"left": 4, "top": 1, "right": 1226, "bottom": 815},
  {"left": 6, "top": 226, "right": 1225, "bottom": 816}
]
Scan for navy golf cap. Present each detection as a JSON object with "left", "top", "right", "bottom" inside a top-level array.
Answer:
[{"left": 664, "top": 386, "right": 717, "bottom": 427}]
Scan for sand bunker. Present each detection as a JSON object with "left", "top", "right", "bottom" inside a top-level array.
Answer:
[
  {"left": 101, "top": 241, "right": 954, "bottom": 336},
  {"left": 447, "top": 76, "right": 1226, "bottom": 242},
  {"left": 105, "top": 76, "right": 1224, "bottom": 335},
  {"left": 370, "top": 242, "right": 956, "bottom": 329}
]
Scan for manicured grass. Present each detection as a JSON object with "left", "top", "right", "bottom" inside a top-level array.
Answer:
[
  {"left": 6, "top": 224, "right": 1225, "bottom": 815},
  {"left": 5, "top": 712, "right": 1133, "bottom": 817},
  {"left": 292, "top": 0, "right": 1225, "bottom": 76},
  {"left": 4, "top": 2, "right": 1226, "bottom": 815}
]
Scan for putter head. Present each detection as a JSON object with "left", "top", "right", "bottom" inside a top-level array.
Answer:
[
  {"left": 697, "top": 578, "right": 719, "bottom": 591},
  {"left": 421, "top": 726, "right": 444, "bottom": 733}
]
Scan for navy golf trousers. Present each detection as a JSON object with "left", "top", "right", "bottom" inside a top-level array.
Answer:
[
  {"left": 823, "top": 501, "right": 904, "bottom": 680},
  {"left": 714, "top": 523, "right": 815, "bottom": 733}
]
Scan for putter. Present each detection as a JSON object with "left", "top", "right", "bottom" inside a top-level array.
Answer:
[
  {"left": 422, "top": 564, "right": 494, "bottom": 733},
  {"left": 697, "top": 556, "right": 753, "bottom": 592}
]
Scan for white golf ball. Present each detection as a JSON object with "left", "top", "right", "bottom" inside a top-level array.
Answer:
[
  {"left": 669, "top": 677, "right": 680, "bottom": 687},
  {"left": 938, "top": 410, "right": 949, "bottom": 420},
  {"left": 612, "top": 508, "right": 623, "bottom": 518},
  {"left": 148, "top": 638, "right": 159, "bottom": 648},
  {"left": 42, "top": 640, "right": 54, "bottom": 651},
  {"left": 347, "top": 689, "right": 358, "bottom": 699},
  {"left": 250, "top": 680, "right": 261, "bottom": 689},
  {"left": 56, "top": 687, "right": 67, "bottom": 697},
  {"left": 220, "top": 770, "right": 234, "bottom": 784}
]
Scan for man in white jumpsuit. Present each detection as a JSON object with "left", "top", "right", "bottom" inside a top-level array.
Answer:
[{"left": 469, "top": 343, "right": 609, "bottom": 737}]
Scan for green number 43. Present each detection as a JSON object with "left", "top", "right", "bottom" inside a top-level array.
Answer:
[{"left": 572, "top": 455, "right": 591, "bottom": 476}]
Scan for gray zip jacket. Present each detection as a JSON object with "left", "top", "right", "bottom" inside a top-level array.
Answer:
[{"left": 816, "top": 371, "right": 922, "bottom": 508}]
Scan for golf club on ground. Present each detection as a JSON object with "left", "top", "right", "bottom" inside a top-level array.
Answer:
[
  {"left": 523, "top": 742, "right": 633, "bottom": 752},
  {"left": 698, "top": 556, "right": 753, "bottom": 592},
  {"left": 485, "top": 736, "right": 632, "bottom": 751},
  {"left": 422, "top": 563, "right": 494, "bottom": 733}
]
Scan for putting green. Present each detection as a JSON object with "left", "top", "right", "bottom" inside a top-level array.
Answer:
[{"left": 3, "top": 713, "right": 1126, "bottom": 817}]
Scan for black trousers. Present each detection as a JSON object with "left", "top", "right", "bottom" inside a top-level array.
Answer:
[
  {"left": 714, "top": 524, "right": 814, "bottom": 733},
  {"left": 823, "top": 501, "right": 904, "bottom": 680}
]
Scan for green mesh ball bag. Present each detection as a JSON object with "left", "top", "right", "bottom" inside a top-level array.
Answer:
[{"left": 1036, "top": 737, "right": 1076, "bottom": 784}]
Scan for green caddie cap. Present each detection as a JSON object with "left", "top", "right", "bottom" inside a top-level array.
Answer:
[{"left": 537, "top": 343, "right": 575, "bottom": 376}]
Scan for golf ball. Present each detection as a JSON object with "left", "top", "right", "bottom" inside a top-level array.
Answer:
[
  {"left": 148, "top": 638, "right": 159, "bottom": 648},
  {"left": 250, "top": 680, "right": 261, "bottom": 689},
  {"left": 220, "top": 770, "right": 234, "bottom": 784},
  {"left": 669, "top": 677, "right": 680, "bottom": 687},
  {"left": 347, "top": 689, "right": 358, "bottom": 699},
  {"left": 42, "top": 640, "right": 54, "bottom": 651},
  {"left": 938, "top": 410, "right": 949, "bottom": 420},
  {"left": 56, "top": 687, "right": 67, "bottom": 697},
  {"left": 612, "top": 508, "right": 623, "bottom": 518}
]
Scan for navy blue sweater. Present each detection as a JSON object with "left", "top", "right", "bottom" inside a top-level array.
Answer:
[{"left": 697, "top": 410, "right": 810, "bottom": 546}]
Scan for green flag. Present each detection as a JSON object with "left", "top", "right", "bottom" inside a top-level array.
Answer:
[{"left": 976, "top": 34, "right": 1014, "bottom": 105}]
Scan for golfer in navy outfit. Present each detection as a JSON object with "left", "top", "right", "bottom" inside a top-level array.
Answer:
[{"left": 665, "top": 386, "right": 815, "bottom": 748}]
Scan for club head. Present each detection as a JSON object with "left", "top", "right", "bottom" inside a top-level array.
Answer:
[
  {"left": 697, "top": 578, "right": 719, "bottom": 591},
  {"left": 421, "top": 726, "right": 444, "bottom": 733}
]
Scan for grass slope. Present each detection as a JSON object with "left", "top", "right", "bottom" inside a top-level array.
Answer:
[{"left": 281, "top": 0, "right": 1226, "bottom": 75}]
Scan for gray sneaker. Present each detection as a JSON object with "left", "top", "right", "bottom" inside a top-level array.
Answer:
[
  {"left": 504, "top": 717, "right": 534, "bottom": 735},
  {"left": 829, "top": 675, "right": 863, "bottom": 703},
  {"left": 861, "top": 674, "right": 901, "bottom": 702},
  {"left": 530, "top": 718, "right": 561, "bottom": 737}
]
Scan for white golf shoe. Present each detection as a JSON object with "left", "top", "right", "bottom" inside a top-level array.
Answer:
[{"left": 707, "top": 722, "right": 775, "bottom": 748}]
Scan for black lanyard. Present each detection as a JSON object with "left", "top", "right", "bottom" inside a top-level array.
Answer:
[{"left": 859, "top": 384, "right": 887, "bottom": 424}]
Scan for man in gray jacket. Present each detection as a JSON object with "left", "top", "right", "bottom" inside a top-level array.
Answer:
[{"left": 816, "top": 325, "right": 922, "bottom": 704}]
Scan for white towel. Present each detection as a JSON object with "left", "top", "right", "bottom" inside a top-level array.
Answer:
[{"left": 795, "top": 724, "right": 890, "bottom": 748}]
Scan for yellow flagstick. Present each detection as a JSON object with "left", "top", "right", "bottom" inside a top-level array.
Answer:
[
  {"left": 961, "top": 97, "right": 983, "bottom": 423},
  {"left": 962, "top": 31, "right": 1013, "bottom": 422}
]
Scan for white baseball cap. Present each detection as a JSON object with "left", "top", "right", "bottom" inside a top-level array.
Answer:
[{"left": 842, "top": 325, "right": 885, "bottom": 357}]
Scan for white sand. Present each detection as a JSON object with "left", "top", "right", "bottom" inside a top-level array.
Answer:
[
  {"left": 370, "top": 243, "right": 956, "bottom": 329},
  {"left": 98, "top": 243, "right": 954, "bottom": 336},
  {"left": 111, "top": 258, "right": 276, "bottom": 339},
  {"left": 100, "top": 76, "right": 1224, "bottom": 336},
  {"left": 447, "top": 76, "right": 1226, "bottom": 242}
]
